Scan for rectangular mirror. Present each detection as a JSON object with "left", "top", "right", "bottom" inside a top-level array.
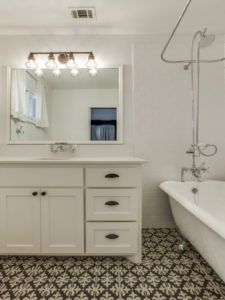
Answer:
[{"left": 8, "top": 66, "right": 123, "bottom": 144}]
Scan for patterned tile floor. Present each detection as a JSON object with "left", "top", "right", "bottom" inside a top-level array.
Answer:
[{"left": 0, "top": 229, "right": 225, "bottom": 300}]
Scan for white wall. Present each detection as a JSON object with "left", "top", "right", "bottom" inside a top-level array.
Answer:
[
  {"left": 50, "top": 89, "right": 118, "bottom": 141},
  {"left": 133, "top": 36, "right": 225, "bottom": 227},
  {"left": 0, "top": 34, "right": 225, "bottom": 228},
  {"left": 11, "top": 119, "right": 50, "bottom": 141}
]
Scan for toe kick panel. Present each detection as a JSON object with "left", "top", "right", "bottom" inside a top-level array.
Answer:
[{"left": 86, "top": 222, "right": 138, "bottom": 254}]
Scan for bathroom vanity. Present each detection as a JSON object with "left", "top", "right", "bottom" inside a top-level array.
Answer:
[
  {"left": 0, "top": 65, "right": 145, "bottom": 262},
  {"left": 0, "top": 157, "right": 145, "bottom": 263}
]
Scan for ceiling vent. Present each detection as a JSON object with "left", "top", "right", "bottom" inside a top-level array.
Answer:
[{"left": 70, "top": 7, "right": 96, "bottom": 20}]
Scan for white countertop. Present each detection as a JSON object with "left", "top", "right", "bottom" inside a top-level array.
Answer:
[{"left": 0, "top": 156, "right": 146, "bottom": 165}]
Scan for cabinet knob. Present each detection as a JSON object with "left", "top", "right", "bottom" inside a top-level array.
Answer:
[
  {"left": 41, "top": 191, "right": 47, "bottom": 196},
  {"left": 105, "top": 234, "right": 119, "bottom": 240},
  {"left": 32, "top": 191, "right": 38, "bottom": 196},
  {"left": 105, "top": 200, "right": 119, "bottom": 206},
  {"left": 105, "top": 173, "right": 119, "bottom": 179}
]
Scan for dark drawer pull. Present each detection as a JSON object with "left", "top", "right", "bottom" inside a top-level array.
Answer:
[
  {"left": 105, "top": 173, "right": 119, "bottom": 179},
  {"left": 41, "top": 191, "right": 47, "bottom": 196},
  {"left": 105, "top": 234, "right": 119, "bottom": 240},
  {"left": 105, "top": 201, "right": 119, "bottom": 206},
  {"left": 32, "top": 191, "right": 38, "bottom": 196}
]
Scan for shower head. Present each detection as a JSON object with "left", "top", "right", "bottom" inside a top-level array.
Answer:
[{"left": 199, "top": 34, "right": 215, "bottom": 48}]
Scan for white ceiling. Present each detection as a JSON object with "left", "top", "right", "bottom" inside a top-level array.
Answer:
[{"left": 1, "top": 0, "right": 225, "bottom": 35}]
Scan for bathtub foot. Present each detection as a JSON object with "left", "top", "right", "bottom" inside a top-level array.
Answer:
[{"left": 178, "top": 240, "right": 187, "bottom": 252}]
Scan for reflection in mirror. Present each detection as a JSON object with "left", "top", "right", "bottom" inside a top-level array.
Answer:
[
  {"left": 91, "top": 108, "right": 117, "bottom": 141},
  {"left": 9, "top": 67, "right": 121, "bottom": 143}
]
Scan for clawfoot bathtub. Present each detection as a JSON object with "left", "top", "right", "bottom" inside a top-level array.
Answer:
[{"left": 160, "top": 180, "right": 225, "bottom": 282}]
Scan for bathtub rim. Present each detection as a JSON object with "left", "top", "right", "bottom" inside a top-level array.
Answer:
[{"left": 160, "top": 180, "right": 225, "bottom": 241}]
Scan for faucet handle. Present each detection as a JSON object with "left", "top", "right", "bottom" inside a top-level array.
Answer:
[
  {"left": 50, "top": 143, "right": 64, "bottom": 153},
  {"left": 181, "top": 167, "right": 190, "bottom": 182},
  {"left": 50, "top": 144, "right": 57, "bottom": 153},
  {"left": 186, "top": 145, "right": 194, "bottom": 154},
  {"left": 50, "top": 143, "right": 77, "bottom": 153},
  {"left": 71, "top": 145, "right": 77, "bottom": 153},
  {"left": 199, "top": 163, "right": 209, "bottom": 172}
]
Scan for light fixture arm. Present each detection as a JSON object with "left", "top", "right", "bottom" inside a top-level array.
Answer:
[
  {"left": 27, "top": 51, "right": 96, "bottom": 67},
  {"left": 161, "top": 0, "right": 225, "bottom": 64},
  {"left": 29, "top": 51, "right": 94, "bottom": 56}
]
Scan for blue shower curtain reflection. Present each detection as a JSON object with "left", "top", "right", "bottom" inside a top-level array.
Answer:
[
  {"left": 91, "top": 108, "right": 117, "bottom": 141},
  {"left": 91, "top": 124, "right": 116, "bottom": 140}
]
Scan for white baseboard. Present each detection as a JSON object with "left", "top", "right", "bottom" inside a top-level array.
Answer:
[{"left": 142, "top": 215, "right": 175, "bottom": 228}]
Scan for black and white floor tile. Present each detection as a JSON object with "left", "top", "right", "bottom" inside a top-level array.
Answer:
[{"left": 0, "top": 229, "right": 225, "bottom": 300}]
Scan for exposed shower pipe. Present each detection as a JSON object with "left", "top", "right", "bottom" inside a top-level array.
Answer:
[
  {"left": 161, "top": 0, "right": 219, "bottom": 180},
  {"left": 186, "top": 30, "right": 218, "bottom": 171},
  {"left": 161, "top": 0, "right": 225, "bottom": 64},
  {"left": 186, "top": 30, "right": 202, "bottom": 169}
]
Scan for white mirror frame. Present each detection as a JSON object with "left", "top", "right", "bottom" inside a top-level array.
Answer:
[{"left": 6, "top": 65, "right": 123, "bottom": 145}]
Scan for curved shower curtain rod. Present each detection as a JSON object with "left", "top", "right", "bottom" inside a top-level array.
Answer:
[{"left": 161, "top": 0, "right": 225, "bottom": 64}]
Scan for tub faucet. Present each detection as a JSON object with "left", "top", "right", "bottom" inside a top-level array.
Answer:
[
  {"left": 181, "top": 163, "right": 209, "bottom": 182},
  {"left": 192, "top": 163, "right": 209, "bottom": 180},
  {"left": 181, "top": 167, "right": 189, "bottom": 182}
]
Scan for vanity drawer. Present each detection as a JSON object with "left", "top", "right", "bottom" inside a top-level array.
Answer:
[
  {"left": 0, "top": 166, "right": 83, "bottom": 187},
  {"left": 86, "top": 189, "right": 138, "bottom": 221},
  {"left": 86, "top": 167, "right": 140, "bottom": 187},
  {"left": 86, "top": 222, "right": 138, "bottom": 254}
]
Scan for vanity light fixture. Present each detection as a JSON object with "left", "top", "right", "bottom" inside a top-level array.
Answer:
[
  {"left": 66, "top": 53, "right": 80, "bottom": 76},
  {"left": 25, "top": 53, "right": 37, "bottom": 70},
  {"left": 46, "top": 53, "right": 57, "bottom": 70},
  {"left": 86, "top": 52, "right": 98, "bottom": 76},
  {"left": 66, "top": 53, "right": 76, "bottom": 69},
  {"left": 25, "top": 51, "right": 98, "bottom": 77},
  {"left": 86, "top": 52, "right": 98, "bottom": 69}
]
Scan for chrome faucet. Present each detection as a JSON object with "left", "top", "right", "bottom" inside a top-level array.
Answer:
[
  {"left": 50, "top": 143, "right": 77, "bottom": 153},
  {"left": 181, "top": 163, "right": 209, "bottom": 182}
]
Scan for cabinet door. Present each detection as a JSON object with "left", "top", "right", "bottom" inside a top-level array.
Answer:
[
  {"left": 0, "top": 188, "right": 40, "bottom": 254},
  {"left": 41, "top": 188, "right": 84, "bottom": 254}
]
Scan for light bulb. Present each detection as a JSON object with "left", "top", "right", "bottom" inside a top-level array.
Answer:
[
  {"left": 52, "top": 68, "right": 61, "bottom": 77},
  {"left": 66, "top": 53, "right": 77, "bottom": 70},
  {"left": 46, "top": 53, "right": 57, "bottom": 69},
  {"left": 25, "top": 53, "right": 37, "bottom": 70},
  {"left": 34, "top": 68, "right": 43, "bottom": 77},
  {"left": 89, "top": 68, "right": 98, "bottom": 76},
  {"left": 25, "top": 60, "right": 37, "bottom": 70},
  {"left": 66, "top": 59, "right": 74, "bottom": 69},
  {"left": 70, "top": 68, "right": 79, "bottom": 77},
  {"left": 86, "top": 53, "right": 97, "bottom": 69}
]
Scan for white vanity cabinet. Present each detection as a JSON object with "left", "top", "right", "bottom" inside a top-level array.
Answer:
[
  {"left": 0, "top": 188, "right": 84, "bottom": 255},
  {"left": 0, "top": 188, "right": 41, "bottom": 253},
  {"left": 85, "top": 166, "right": 142, "bottom": 261},
  {"left": 0, "top": 158, "right": 144, "bottom": 262},
  {"left": 41, "top": 188, "right": 84, "bottom": 254},
  {"left": 86, "top": 189, "right": 138, "bottom": 221}
]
